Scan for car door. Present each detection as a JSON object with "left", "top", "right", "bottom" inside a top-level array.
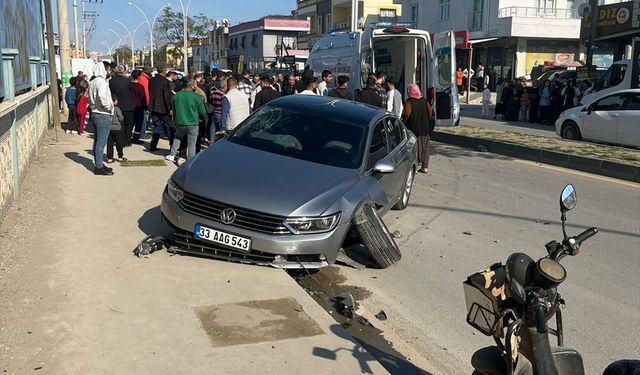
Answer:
[
  {"left": 581, "top": 94, "right": 626, "bottom": 143},
  {"left": 616, "top": 92, "right": 640, "bottom": 147},
  {"left": 384, "top": 116, "right": 410, "bottom": 201},
  {"left": 366, "top": 119, "right": 396, "bottom": 207},
  {"left": 433, "top": 30, "right": 459, "bottom": 126}
]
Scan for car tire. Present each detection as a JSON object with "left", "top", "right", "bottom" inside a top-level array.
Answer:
[
  {"left": 561, "top": 121, "right": 582, "bottom": 141},
  {"left": 355, "top": 204, "right": 401, "bottom": 269},
  {"left": 392, "top": 168, "right": 414, "bottom": 210}
]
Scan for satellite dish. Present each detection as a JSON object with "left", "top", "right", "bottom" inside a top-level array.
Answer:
[
  {"left": 223, "top": 18, "right": 229, "bottom": 27},
  {"left": 578, "top": 3, "right": 590, "bottom": 17}
]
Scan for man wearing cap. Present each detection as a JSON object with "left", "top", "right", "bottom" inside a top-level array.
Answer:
[{"left": 109, "top": 65, "right": 135, "bottom": 146}]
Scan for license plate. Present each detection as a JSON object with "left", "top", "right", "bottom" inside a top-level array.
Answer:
[{"left": 194, "top": 224, "right": 252, "bottom": 252}]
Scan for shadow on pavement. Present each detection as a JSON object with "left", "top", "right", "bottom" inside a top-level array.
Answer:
[
  {"left": 312, "top": 324, "right": 432, "bottom": 375},
  {"left": 138, "top": 205, "right": 173, "bottom": 237},
  {"left": 64, "top": 151, "right": 94, "bottom": 171},
  {"left": 432, "top": 144, "right": 512, "bottom": 161},
  {"left": 411, "top": 203, "right": 638, "bottom": 239}
]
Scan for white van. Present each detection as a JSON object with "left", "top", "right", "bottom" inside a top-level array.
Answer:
[
  {"left": 580, "top": 59, "right": 640, "bottom": 105},
  {"left": 307, "top": 26, "right": 459, "bottom": 126}
]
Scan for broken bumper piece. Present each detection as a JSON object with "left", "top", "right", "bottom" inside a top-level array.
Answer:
[{"left": 169, "top": 232, "right": 329, "bottom": 269}]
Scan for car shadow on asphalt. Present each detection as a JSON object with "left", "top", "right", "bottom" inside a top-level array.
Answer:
[
  {"left": 64, "top": 151, "right": 94, "bottom": 171},
  {"left": 138, "top": 205, "right": 173, "bottom": 237},
  {"left": 312, "top": 324, "right": 433, "bottom": 375}
]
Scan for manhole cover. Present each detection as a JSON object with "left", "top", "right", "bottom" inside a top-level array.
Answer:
[{"left": 194, "top": 297, "right": 323, "bottom": 347}]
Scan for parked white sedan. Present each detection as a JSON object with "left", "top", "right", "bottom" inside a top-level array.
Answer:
[{"left": 556, "top": 89, "right": 640, "bottom": 148}]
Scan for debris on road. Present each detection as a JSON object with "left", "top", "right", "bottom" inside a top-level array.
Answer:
[
  {"left": 133, "top": 235, "right": 167, "bottom": 258},
  {"left": 463, "top": 231, "right": 473, "bottom": 235},
  {"left": 392, "top": 230, "right": 402, "bottom": 238},
  {"left": 333, "top": 292, "right": 355, "bottom": 318},
  {"left": 375, "top": 310, "right": 388, "bottom": 321},
  {"left": 476, "top": 145, "right": 488, "bottom": 152}
]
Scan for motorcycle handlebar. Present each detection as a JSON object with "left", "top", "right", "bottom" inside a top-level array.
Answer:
[
  {"left": 573, "top": 227, "right": 598, "bottom": 247},
  {"left": 534, "top": 305, "right": 548, "bottom": 334}
]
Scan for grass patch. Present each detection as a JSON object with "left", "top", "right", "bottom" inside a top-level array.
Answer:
[
  {"left": 120, "top": 159, "right": 166, "bottom": 167},
  {"left": 438, "top": 126, "right": 640, "bottom": 166}
]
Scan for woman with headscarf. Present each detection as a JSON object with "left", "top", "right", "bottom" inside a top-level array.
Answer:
[{"left": 401, "top": 84, "right": 432, "bottom": 173}]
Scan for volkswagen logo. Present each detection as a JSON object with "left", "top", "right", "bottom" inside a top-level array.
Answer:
[{"left": 220, "top": 208, "right": 236, "bottom": 224}]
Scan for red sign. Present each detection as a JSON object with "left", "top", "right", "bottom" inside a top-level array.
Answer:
[{"left": 429, "top": 30, "right": 469, "bottom": 49}]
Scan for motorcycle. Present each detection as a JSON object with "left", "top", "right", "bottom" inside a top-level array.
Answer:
[{"left": 463, "top": 184, "right": 638, "bottom": 375}]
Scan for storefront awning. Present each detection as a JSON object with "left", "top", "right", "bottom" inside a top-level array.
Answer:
[{"left": 469, "top": 38, "right": 499, "bottom": 45}]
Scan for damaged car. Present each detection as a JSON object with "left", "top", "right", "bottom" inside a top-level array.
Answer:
[{"left": 161, "top": 95, "right": 418, "bottom": 269}]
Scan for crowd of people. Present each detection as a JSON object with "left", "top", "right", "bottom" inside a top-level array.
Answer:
[
  {"left": 490, "top": 77, "right": 591, "bottom": 124},
  {"left": 63, "top": 62, "right": 434, "bottom": 176}
]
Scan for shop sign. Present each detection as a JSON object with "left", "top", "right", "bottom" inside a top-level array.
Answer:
[
  {"left": 576, "top": 65, "right": 597, "bottom": 80},
  {"left": 580, "top": 1, "right": 638, "bottom": 39}
]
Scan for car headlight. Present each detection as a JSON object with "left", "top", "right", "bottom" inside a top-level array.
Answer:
[
  {"left": 166, "top": 179, "right": 184, "bottom": 202},
  {"left": 284, "top": 213, "right": 341, "bottom": 234}
]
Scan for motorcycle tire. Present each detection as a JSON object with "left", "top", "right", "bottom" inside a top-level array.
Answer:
[{"left": 355, "top": 204, "right": 401, "bottom": 269}]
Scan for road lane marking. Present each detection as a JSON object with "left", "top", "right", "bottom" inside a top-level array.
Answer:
[{"left": 514, "top": 160, "right": 640, "bottom": 188}]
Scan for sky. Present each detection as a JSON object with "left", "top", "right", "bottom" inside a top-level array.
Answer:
[{"left": 55, "top": 0, "right": 297, "bottom": 53}]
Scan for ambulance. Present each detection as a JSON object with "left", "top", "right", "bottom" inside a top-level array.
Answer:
[{"left": 307, "top": 24, "right": 460, "bottom": 126}]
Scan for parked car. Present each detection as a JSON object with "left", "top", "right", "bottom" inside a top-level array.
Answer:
[
  {"left": 161, "top": 95, "right": 418, "bottom": 269},
  {"left": 555, "top": 89, "right": 640, "bottom": 148}
]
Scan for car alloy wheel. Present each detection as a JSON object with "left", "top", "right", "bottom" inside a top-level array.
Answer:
[
  {"left": 392, "top": 169, "right": 414, "bottom": 210},
  {"left": 562, "top": 121, "right": 581, "bottom": 141}
]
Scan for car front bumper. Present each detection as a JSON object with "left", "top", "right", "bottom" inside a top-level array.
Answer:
[{"left": 161, "top": 189, "right": 349, "bottom": 269}]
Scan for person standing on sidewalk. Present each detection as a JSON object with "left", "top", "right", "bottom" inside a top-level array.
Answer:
[
  {"left": 220, "top": 77, "right": 250, "bottom": 133},
  {"left": 76, "top": 81, "right": 89, "bottom": 135},
  {"left": 106, "top": 95, "right": 126, "bottom": 163},
  {"left": 328, "top": 75, "right": 353, "bottom": 100},
  {"left": 519, "top": 87, "right": 530, "bottom": 122},
  {"left": 253, "top": 75, "right": 281, "bottom": 111},
  {"left": 89, "top": 61, "right": 114, "bottom": 176},
  {"left": 539, "top": 80, "right": 552, "bottom": 124},
  {"left": 130, "top": 70, "right": 147, "bottom": 144},
  {"left": 209, "top": 80, "right": 226, "bottom": 141},
  {"left": 65, "top": 77, "right": 78, "bottom": 134},
  {"left": 481, "top": 83, "right": 491, "bottom": 118},
  {"left": 165, "top": 79, "right": 207, "bottom": 162},
  {"left": 494, "top": 79, "right": 504, "bottom": 119},
  {"left": 476, "top": 63, "right": 485, "bottom": 92},
  {"left": 528, "top": 80, "right": 541, "bottom": 123},
  {"left": 386, "top": 80, "right": 403, "bottom": 117},
  {"left": 456, "top": 68, "right": 464, "bottom": 93},
  {"left": 317, "top": 70, "right": 333, "bottom": 96},
  {"left": 148, "top": 66, "right": 174, "bottom": 151},
  {"left": 109, "top": 65, "right": 135, "bottom": 147},
  {"left": 402, "top": 84, "right": 432, "bottom": 174}
]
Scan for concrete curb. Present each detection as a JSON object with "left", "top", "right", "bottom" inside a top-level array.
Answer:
[{"left": 433, "top": 131, "right": 640, "bottom": 183}]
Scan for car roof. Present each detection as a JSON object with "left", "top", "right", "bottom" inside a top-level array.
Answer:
[{"left": 264, "top": 95, "right": 387, "bottom": 126}]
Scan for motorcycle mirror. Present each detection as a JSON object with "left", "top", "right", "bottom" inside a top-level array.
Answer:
[{"left": 560, "top": 184, "right": 577, "bottom": 213}]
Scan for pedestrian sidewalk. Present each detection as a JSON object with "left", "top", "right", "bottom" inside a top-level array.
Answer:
[
  {"left": 0, "top": 131, "right": 389, "bottom": 374},
  {"left": 459, "top": 104, "right": 557, "bottom": 138}
]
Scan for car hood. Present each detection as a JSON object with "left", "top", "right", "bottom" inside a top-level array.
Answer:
[{"left": 176, "top": 140, "right": 361, "bottom": 217}]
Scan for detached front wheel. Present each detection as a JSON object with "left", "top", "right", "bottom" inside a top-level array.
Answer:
[{"left": 355, "top": 204, "right": 402, "bottom": 269}]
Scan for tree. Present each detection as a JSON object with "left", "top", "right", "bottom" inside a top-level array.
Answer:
[
  {"left": 153, "top": 8, "right": 214, "bottom": 68},
  {"left": 112, "top": 45, "right": 132, "bottom": 66}
]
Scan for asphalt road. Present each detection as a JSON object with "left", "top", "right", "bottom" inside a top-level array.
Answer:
[{"left": 323, "top": 142, "right": 640, "bottom": 374}]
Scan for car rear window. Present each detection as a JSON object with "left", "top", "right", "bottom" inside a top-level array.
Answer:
[{"left": 227, "top": 105, "right": 368, "bottom": 169}]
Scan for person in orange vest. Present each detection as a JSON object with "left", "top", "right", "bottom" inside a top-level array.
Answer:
[{"left": 456, "top": 68, "right": 464, "bottom": 94}]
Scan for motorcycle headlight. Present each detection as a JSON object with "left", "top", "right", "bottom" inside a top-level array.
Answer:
[
  {"left": 284, "top": 213, "right": 341, "bottom": 234},
  {"left": 166, "top": 179, "right": 184, "bottom": 202}
]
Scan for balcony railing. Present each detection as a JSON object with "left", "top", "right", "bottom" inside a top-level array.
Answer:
[{"left": 498, "top": 7, "right": 579, "bottom": 19}]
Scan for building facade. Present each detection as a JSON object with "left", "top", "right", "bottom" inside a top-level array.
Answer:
[
  {"left": 294, "top": 0, "right": 402, "bottom": 49},
  {"left": 394, "top": 0, "right": 592, "bottom": 80},
  {"left": 210, "top": 21, "right": 231, "bottom": 71},
  {"left": 227, "top": 17, "right": 310, "bottom": 73}
]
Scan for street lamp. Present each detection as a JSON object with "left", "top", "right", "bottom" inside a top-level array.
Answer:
[
  {"left": 108, "top": 28, "right": 126, "bottom": 65},
  {"left": 177, "top": 0, "right": 191, "bottom": 75},
  {"left": 128, "top": 1, "right": 171, "bottom": 69},
  {"left": 115, "top": 20, "right": 146, "bottom": 69},
  {"left": 102, "top": 41, "right": 113, "bottom": 55}
]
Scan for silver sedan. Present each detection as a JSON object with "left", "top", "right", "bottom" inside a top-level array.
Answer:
[{"left": 161, "top": 95, "right": 418, "bottom": 268}]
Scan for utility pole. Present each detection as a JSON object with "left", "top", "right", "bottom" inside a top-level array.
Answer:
[
  {"left": 73, "top": 0, "right": 79, "bottom": 58},
  {"left": 44, "top": 0, "right": 61, "bottom": 139},
  {"left": 350, "top": 0, "right": 358, "bottom": 32},
  {"left": 82, "top": 0, "right": 86, "bottom": 56},
  {"left": 586, "top": 0, "right": 598, "bottom": 66},
  {"left": 57, "top": 0, "right": 72, "bottom": 121}
]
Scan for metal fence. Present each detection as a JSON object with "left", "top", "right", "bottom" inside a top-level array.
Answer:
[{"left": 498, "top": 7, "right": 579, "bottom": 19}]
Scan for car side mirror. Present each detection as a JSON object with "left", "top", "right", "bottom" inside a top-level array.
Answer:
[
  {"left": 373, "top": 160, "right": 396, "bottom": 174},
  {"left": 585, "top": 104, "right": 593, "bottom": 114}
]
